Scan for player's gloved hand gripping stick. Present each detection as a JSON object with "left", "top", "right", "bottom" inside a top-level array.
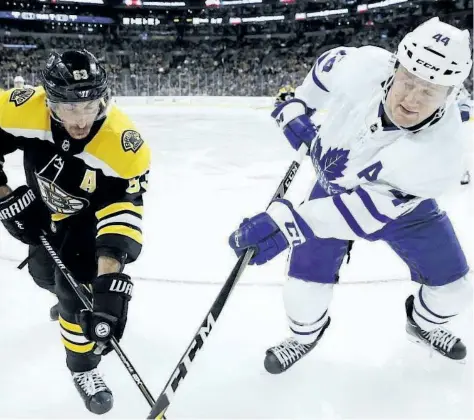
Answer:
[
  {"left": 38, "top": 232, "right": 156, "bottom": 409},
  {"left": 146, "top": 143, "right": 308, "bottom": 420}
]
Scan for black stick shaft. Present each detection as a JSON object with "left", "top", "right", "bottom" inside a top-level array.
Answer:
[
  {"left": 146, "top": 145, "right": 308, "bottom": 419},
  {"left": 39, "top": 234, "right": 156, "bottom": 408},
  {"left": 17, "top": 246, "right": 39, "bottom": 270},
  {"left": 17, "top": 255, "right": 30, "bottom": 270}
]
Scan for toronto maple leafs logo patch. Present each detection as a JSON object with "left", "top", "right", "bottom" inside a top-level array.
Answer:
[
  {"left": 9, "top": 88, "right": 35, "bottom": 107},
  {"left": 121, "top": 130, "right": 144, "bottom": 153},
  {"left": 311, "top": 136, "right": 349, "bottom": 195}
]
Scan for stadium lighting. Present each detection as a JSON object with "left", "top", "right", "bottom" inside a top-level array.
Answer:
[
  {"left": 221, "top": 0, "right": 262, "bottom": 5},
  {"left": 142, "top": 1, "right": 185, "bottom": 5},
  {"left": 368, "top": 0, "right": 408, "bottom": 9},
  {"left": 305, "top": 8, "right": 348, "bottom": 18}
]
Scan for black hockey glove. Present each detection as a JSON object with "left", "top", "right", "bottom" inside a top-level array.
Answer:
[
  {"left": 78, "top": 273, "right": 133, "bottom": 355},
  {"left": 0, "top": 185, "right": 45, "bottom": 245}
]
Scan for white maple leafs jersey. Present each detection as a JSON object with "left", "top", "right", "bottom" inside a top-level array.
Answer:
[{"left": 293, "top": 46, "right": 467, "bottom": 241}]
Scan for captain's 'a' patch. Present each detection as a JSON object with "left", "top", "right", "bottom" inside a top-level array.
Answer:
[
  {"left": 121, "top": 130, "right": 144, "bottom": 153},
  {"left": 9, "top": 88, "right": 35, "bottom": 107}
]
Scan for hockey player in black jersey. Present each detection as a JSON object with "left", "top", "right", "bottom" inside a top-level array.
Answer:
[
  {"left": 0, "top": 50, "right": 150, "bottom": 414},
  {"left": 274, "top": 85, "right": 296, "bottom": 107}
]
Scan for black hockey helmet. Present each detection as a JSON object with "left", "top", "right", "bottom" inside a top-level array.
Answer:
[
  {"left": 41, "top": 49, "right": 109, "bottom": 103},
  {"left": 41, "top": 49, "right": 111, "bottom": 126}
]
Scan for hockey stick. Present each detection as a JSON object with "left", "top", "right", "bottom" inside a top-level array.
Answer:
[
  {"left": 146, "top": 144, "right": 308, "bottom": 419},
  {"left": 17, "top": 255, "right": 30, "bottom": 270},
  {"left": 17, "top": 247, "right": 38, "bottom": 270},
  {"left": 38, "top": 233, "right": 156, "bottom": 408}
]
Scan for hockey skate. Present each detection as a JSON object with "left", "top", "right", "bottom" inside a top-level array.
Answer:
[
  {"left": 264, "top": 317, "right": 331, "bottom": 374},
  {"left": 49, "top": 303, "right": 59, "bottom": 321},
  {"left": 405, "top": 295, "right": 466, "bottom": 361},
  {"left": 72, "top": 368, "right": 113, "bottom": 414}
]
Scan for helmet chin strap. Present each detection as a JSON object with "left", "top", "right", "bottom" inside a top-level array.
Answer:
[{"left": 382, "top": 55, "right": 460, "bottom": 133}]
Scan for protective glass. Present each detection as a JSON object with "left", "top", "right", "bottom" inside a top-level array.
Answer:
[{"left": 391, "top": 65, "right": 450, "bottom": 106}]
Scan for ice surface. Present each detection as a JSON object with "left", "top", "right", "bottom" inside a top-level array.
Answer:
[{"left": 0, "top": 105, "right": 472, "bottom": 418}]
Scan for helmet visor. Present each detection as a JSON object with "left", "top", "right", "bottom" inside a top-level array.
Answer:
[{"left": 48, "top": 98, "right": 104, "bottom": 125}]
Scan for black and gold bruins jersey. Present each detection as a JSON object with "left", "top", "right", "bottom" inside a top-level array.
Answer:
[
  {"left": 274, "top": 86, "right": 296, "bottom": 106},
  {"left": 0, "top": 87, "right": 150, "bottom": 263}
]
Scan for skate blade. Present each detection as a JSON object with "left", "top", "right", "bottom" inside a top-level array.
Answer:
[{"left": 406, "top": 334, "right": 466, "bottom": 365}]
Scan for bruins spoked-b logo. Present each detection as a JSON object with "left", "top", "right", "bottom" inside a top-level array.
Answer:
[
  {"left": 9, "top": 88, "right": 35, "bottom": 107},
  {"left": 121, "top": 130, "right": 144, "bottom": 153},
  {"left": 35, "top": 174, "right": 89, "bottom": 214}
]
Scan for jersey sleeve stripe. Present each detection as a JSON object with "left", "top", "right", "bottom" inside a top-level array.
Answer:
[
  {"left": 59, "top": 315, "right": 83, "bottom": 333},
  {"left": 316, "top": 51, "right": 330, "bottom": 66},
  {"left": 96, "top": 202, "right": 143, "bottom": 220},
  {"left": 98, "top": 221, "right": 142, "bottom": 234},
  {"left": 97, "top": 213, "right": 142, "bottom": 231},
  {"left": 61, "top": 337, "right": 95, "bottom": 354},
  {"left": 355, "top": 188, "right": 393, "bottom": 223},
  {"left": 312, "top": 66, "right": 330, "bottom": 93},
  {"left": 60, "top": 327, "right": 90, "bottom": 344},
  {"left": 332, "top": 195, "right": 367, "bottom": 238}
]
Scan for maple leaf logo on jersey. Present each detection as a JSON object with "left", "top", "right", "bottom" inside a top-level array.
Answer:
[{"left": 311, "top": 136, "right": 349, "bottom": 195}]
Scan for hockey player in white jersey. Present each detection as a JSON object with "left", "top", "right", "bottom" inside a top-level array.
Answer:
[
  {"left": 13, "top": 75, "right": 32, "bottom": 89},
  {"left": 229, "top": 17, "right": 472, "bottom": 370},
  {"left": 13, "top": 75, "right": 25, "bottom": 88}
]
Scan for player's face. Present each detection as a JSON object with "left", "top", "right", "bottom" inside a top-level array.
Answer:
[
  {"left": 14, "top": 81, "right": 24, "bottom": 89},
  {"left": 385, "top": 66, "right": 450, "bottom": 128},
  {"left": 50, "top": 100, "right": 101, "bottom": 139}
]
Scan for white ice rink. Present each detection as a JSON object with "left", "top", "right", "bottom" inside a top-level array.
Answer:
[{"left": 0, "top": 104, "right": 472, "bottom": 418}]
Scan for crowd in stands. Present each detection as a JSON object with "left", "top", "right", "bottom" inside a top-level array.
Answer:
[{"left": 0, "top": 10, "right": 472, "bottom": 97}]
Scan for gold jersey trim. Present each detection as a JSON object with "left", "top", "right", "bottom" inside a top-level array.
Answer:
[{"left": 96, "top": 202, "right": 144, "bottom": 220}]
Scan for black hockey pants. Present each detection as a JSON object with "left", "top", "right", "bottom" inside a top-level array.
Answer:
[{"left": 28, "top": 215, "right": 101, "bottom": 373}]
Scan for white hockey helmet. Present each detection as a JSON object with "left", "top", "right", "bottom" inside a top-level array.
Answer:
[
  {"left": 14, "top": 75, "right": 24, "bottom": 83},
  {"left": 397, "top": 17, "right": 472, "bottom": 87}
]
